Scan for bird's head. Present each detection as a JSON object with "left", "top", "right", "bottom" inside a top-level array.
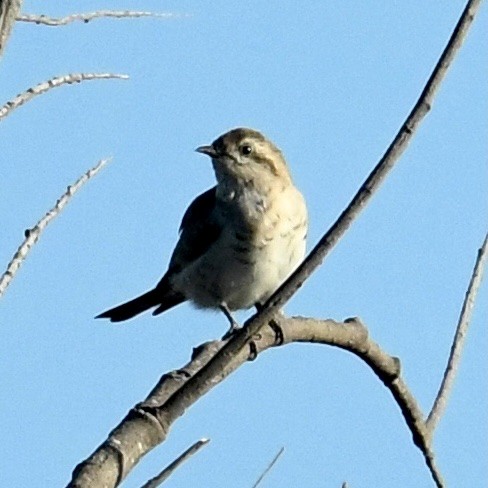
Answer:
[{"left": 196, "top": 128, "right": 292, "bottom": 187}]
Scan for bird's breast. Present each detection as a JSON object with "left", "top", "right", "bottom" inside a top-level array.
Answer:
[{"left": 174, "top": 183, "right": 307, "bottom": 310}]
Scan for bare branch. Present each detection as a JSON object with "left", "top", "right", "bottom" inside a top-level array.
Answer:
[
  {"left": 426, "top": 232, "right": 488, "bottom": 433},
  {"left": 67, "top": 316, "right": 443, "bottom": 488},
  {"left": 287, "top": 317, "right": 444, "bottom": 488},
  {"left": 0, "top": 73, "right": 129, "bottom": 122},
  {"left": 0, "top": 158, "right": 111, "bottom": 298},
  {"left": 16, "top": 11, "right": 186, "bottom": 27},
  {"left": 0, "top": 0, "right": 23, "bottom": 58},
  {"left": 251, "top": 446, "right": 285, "bottom": 488},
  {"left": 140, "top": 438, "right": 210, "bottom": 488}
]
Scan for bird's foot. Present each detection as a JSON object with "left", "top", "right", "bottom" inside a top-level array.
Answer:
[
  {"left": 221, "top": 321, "right": 241, "bottom": 340},
  {"left": 219, "top": 303, "right": 241, "bottom": 340}
]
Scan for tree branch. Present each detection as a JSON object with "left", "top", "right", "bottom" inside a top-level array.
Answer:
[
  {"left": 140, "top": 438, "right": 210, "bottom": 488},
  {"left": 0, "top": 73, "right": 129, "bottom": 122},
  {"left": 426, "top": 232, "right": 488, "bottom": 433},
  {"left": 0, "top": 158, "right": 111, "bottom": 298},
  {"left": 16, "top": 11, "right": 186, "bottom": 27},
  {"left": 67, "top": 316, "right": 446, "bottom": 487},
  {"left": 251, "top": 446, "right": 285, "bottom": 488}
]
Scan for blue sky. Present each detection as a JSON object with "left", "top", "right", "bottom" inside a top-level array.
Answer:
[{"left": 1, "top": 1, "right": 486, "bottom": 487}]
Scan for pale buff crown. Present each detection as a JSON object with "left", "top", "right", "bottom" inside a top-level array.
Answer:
[{"left": 208, "top": 128, "right": 292, "bottom": 185}]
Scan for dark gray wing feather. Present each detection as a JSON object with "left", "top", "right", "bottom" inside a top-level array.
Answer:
[
  {"left": 96, "top": 186, "right": 221, "bottom": 322},
  {"left": 163, "top": 186, "right": 222, "bottom": 276},
  {"left": 152, "top": 187, "right": 222, "bottom": 316}
]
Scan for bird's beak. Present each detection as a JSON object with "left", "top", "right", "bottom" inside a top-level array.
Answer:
[{"left": 195, "top": 145, "right": 218, "bottom": 158}]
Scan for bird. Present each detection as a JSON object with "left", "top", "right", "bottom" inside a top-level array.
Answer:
[{"left": 96, "top": 128, "right": 308, "bottom": 336}]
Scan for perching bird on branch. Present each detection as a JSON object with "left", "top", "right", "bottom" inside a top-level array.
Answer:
[{"left": 96, "top": 128, "right": 308, "bottom": 336}]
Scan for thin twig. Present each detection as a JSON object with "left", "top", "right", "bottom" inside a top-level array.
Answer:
[
  {"left": 426, "top": 232, "right": 488, "bottom": 433},
  {"left": 251, "top": 446, "right": 285, "bottom": 488},
  {"left": 16, "top": 11, "right": 186, "bottom": 26},
  {"left": 140, "top": 438, "right": 210, "bottom": 488},
  {"left": 0, "top": 73, "right": 129, "bottom": 122},
  {"left": 0, "top": 158, "right": 112, "bottom": 298}
]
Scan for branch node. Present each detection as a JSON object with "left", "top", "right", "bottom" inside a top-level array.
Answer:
[
  {"left": 192, "top": 341, "right": 224, "bottom": 360},
  {"left": 132, "top": 407, "right": 166, "bottom": 438},
  {"left": 269, "top": 318, "right": 285, "bottom": 345},
  {"left": 391, "top": 356, "right": 402, "bottom": 377},
  {"left": 344, "top": 316, "right": 366, "bottom": 330},
  {"left": 248, "top": 340, "right": 258, "bottom": 361},
  {"left": 106, "top": 438, "right": 126, "bottom": 485},
  {"left": 171, "top": 369, "right": 192, "bottom": 380}
]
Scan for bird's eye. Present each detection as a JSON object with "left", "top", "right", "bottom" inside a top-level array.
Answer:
[{"left": 240, "top": 144, "right": 252, "bottom": 156}]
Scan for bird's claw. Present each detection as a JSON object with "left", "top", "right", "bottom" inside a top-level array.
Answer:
[
  {"left": 221, "top": 320, "right": 241, "bottom": 340},
  {"left": 219, "top": 303, "right": 242, "bottom": 339}
]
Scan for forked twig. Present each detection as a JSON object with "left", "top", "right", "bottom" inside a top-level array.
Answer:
[
  {"left": 0, "top": 158, "right": 112, "bottom": 298},
  {"left": 0, "top": 73, "right": 129, "bottom": 122}
]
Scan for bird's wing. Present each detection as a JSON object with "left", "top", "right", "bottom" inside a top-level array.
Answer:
[
  {"left": 98, "top": 188, "right": 221, "bottom": 321},
  {"left": 164, "top": 186, "right": 222, "bottom": 276}
]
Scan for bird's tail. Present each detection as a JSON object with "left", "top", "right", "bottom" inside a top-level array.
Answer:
[
  {"left": 95, "top": 289, "right": 161, "bottom": 322},
  {"left": 95, "top": 281, "right": 186, "bottom": 322}
]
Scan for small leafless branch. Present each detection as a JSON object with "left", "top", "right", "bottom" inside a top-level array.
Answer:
[
  {"left": 426, "top": 232, "right": 488, "bottom": 433},
  {"left": 251, "top": 446, "right": 285, "bottom": 488},
  {"left": 140, "top": 438, "right": 210, "bottom": 488},
  {"left": 0, "top": 73, "right": 129, "bottom": 122},
  {"left": 16, "top": 11, "right": 187, "bottom": 27},
  {"left": 0, "top": 158, "right": 112, "bottom": 298}
]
